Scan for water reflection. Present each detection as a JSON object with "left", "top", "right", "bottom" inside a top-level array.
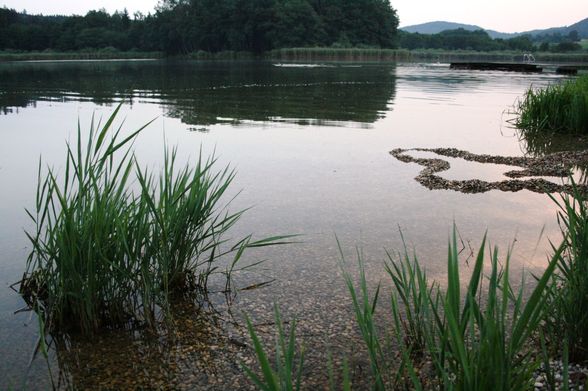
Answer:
[
  {"left": 517, "top": 128, "right": 588, "bottom": 156},
  {"left": 0, "top": 60, "right": 397, "bottom": 126},
  {"left": 0, "top": 61, "right": 574, "bottom": 389},
  {"left": 515, "top": 124, "right": 588, "bottom": 183}
]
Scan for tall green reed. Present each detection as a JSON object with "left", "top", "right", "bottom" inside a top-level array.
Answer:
[
  {"left": 242, "top": 306, "right": 305, "bottom": 391},
  {"left": 515, "top": 75, "right": 588, "bottom": 135},
  {"left": 343, "top": 229, "right": 560, "bottom": 390},
  {"left": 544, "top": 183, "right": 588, "bottom": 361},
  {"left": 242, "top": 305, "right": 352, "bottom": 391},
  {"left": 247, "top": 229, "right": 560, "bottom": 390},
  {"left": 19, "top": 105, "right": 151, "bottom": 332},
  {"left": 19, "top": 104, "right": 286, "bottom": 334}
]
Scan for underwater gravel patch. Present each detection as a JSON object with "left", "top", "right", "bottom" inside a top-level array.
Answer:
[{"left": 390, "top": 147, "right": 588, "bottom": 194}]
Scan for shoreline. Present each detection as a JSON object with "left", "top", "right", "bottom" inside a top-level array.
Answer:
[{"left": 1, "top": 48, "right": 587, "bottom": 64}]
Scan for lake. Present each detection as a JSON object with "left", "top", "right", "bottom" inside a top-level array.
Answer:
[{"left": 0, "top": 60, "right": 574, "bottom": 389}]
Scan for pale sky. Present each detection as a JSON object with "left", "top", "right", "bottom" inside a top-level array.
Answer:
[
  {"left": 1, "top": 0, "right": 587, "bottom": 33},
  {"left": 393, "top": 0, "right": 587, "bottom": 32}
]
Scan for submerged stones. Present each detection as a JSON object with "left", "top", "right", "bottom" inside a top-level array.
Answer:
[{"left": 390, "top": 147, "right": 588, "bottom": 194}]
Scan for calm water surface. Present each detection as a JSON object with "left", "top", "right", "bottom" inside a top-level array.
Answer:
[{"left": 0, "top": 60, "right": 572, "bottom": 388}]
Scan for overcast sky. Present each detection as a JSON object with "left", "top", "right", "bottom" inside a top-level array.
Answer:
[{"left": 1, "top": 0, "right": 586, "bottom": 33}]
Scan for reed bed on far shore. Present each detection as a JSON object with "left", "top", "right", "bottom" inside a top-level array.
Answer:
[
  {"left": 268, "top": 47, "right": 411, "bottom": 62},
  {"left": 0, "top": 49, "right": 163, "bottom": 62},
  {"left": 268, "top": 47, "right": 588, "bottom": 63}
]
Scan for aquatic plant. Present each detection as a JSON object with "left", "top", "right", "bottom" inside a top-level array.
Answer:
[
  {"left": 242, "top": 305, "right": 352, "bottom": 391},
  {"left": 246, "top": 229, "right": 560, "bottom": 390},
  {"left": 18, "top": 104, "right": 286, "bottom": 334},
  {"left": 543, "top": 183, "right": 588, "bottom": 361},
  {"left": 344, "top": 230, "right": 560, "bottom": 390},
  {"left": 242, "top": 306, "right": 305, "bottom": 391},
  {"left": 515, "top": 75, "right": 588, "bottom": 135}
]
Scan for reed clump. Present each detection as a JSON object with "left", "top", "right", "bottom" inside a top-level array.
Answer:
[
  {"left": 515, "top": 75, "right": 588, "bottom": 135},
  {"left": 18, "top": 105, "right": 283, "bottom": 334},
  {"left": 345, "top": 232, "right": 560, "bottom": 390},
  {"left": 543, "top": 184, "right": 588, "bottom": 361},
  {"left": 245, "top": 230, "right": 561, "bottom": 390}
]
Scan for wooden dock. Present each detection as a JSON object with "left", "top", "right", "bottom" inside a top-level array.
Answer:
[
  {"left": 449, "top": 62, "right": 543, "bottom": 73},
  {"left": 449, "top": 62, "right": 580, "bottom": 75}
]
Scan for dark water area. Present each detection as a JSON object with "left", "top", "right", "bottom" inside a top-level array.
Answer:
[
  {"left": 0, "top": 60, "right": 395, "bottom": 125},
  {"left": 0, "top": 60, "right": 581, "bottom": 389}
]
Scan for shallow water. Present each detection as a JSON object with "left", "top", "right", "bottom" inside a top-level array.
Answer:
[{"left": 0, "top": 60, "right": 577, "bottom": 388}]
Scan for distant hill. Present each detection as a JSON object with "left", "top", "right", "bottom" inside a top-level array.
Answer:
[
  {"left": 401, "top": 21, "right": 483, "bottom": 35},
  {"left": 524, "top": 17, "right": 588, "bottom": 38},
  {"left": 401, "top": 17, "right": 588, "bottom": 39},
  {"left": 570, "top": 17, "right": 588, "bottom": 37},
  {"left": 400, "top": 21, "right": 515, "bottom": 39}
]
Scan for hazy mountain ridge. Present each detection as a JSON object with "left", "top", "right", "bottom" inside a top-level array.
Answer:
[{"left": 401, "top": 18, "right": 588, "bottom": 39}]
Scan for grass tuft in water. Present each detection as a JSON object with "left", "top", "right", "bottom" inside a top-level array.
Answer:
[
  {"left": 242, "top": 305, "right": 305, "bottom": 391},
  {"left": 543, "top": 182, "right": 588, "bottom": 361},
  {"left": 246, "top": 228, "right": 561, "bottom": 390},
  {"left": 342, "top": 230, "right": 560, "bottom": 390},
  {"left": 515, "top": 75, "right": 588, "bottom": 135},
  {"left": 421, "top": 233, "right": 556, "bottom": 389},
  {"left": 18, "top": 104, "right": 287, "bottom": 334}
]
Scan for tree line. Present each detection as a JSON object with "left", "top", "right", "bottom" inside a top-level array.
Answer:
[
  {"left": 398, "top": 29, "right": 534, "bottom": 51},
  {"left": 399, "top": 28, "right": 584, "bottom": 52},
  {"left": 0, "top": 0, "right": 399, "bottom": 54},
  {"left": 533, "top": 30, "right": 584, "bottom": 52},
  {"left": 1, "top": 3, "right": 583, "bottom": 55}
]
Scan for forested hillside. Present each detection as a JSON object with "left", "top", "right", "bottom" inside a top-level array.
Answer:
[
  {"left": 398, "top": 28, "right": 585, "bottom": 52},
  {"left": 398, "top": 29, "right": 533, "bottom": 51},
  {"left": 0, "top": 0, "right": 399, "bottom": 54}
]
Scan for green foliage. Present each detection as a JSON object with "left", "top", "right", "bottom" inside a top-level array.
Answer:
[
  {"left": 269, "top": 0, "right": 326, "bottom": 48},
  {"left": 0, "top": 7, "right": 142, "bottom": 52},
  {"left": 243, "top": 305, "right": 353, "bottom": 391},
  {"left": 385, "top": 244, "right": 438, "bottom": 359},
  {"left": 397, "top": 25, "right": 586, "bottom": 52},
  {"left": 242, "top": 306, "right": 305, "bottom": 391},
  {"left": 515, "top": 76, "right": 588, "bottom": 135},
  {"left": 0, "top": 1, "right": 400, "bottom": 54},
  {"left": 342, "top": 255, "right": 387, "bottom": 390},
  {"left": 18, "top": 104, "right": 285, "bottom": 334},
  {"left": 544, "top": 185, "right": 588, "bottom": 361},
  {"left": 247, "top": 228, "right": 560, "bottom": 390},
  {"left": 534, "top": 29, "right": 585, "bottom": 45},
  {"left": 342, "top": 230, "right": 560, "bottom": 390},
  {"left": 553, "top": 41, "right": 583, "bottom": 52},
  {"left": 398, "top": 29, "right": 535, "bottom": 52}
]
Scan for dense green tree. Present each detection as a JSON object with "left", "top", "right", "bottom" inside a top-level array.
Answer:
[
  {"left": 0, "top": 1, "right": 400, "bottom": 54},
  {"left": 568, "top": 30, "right": 580, "bottom": 42},
  {"left": 554, "top": 41, "right": 582, "bottom": 52},
  {"left": 269, "top": 0, "right": 326, "bottom": 48},
  {"left": 399, "top": 29, "right": 536, "bottom": 52},
  {"left": 2, "top": 3, "right": 585, "bottom": 55},
  {"left": 504, "top": 35, "right": 533, "bottom": 51},
  {"left": 309, "top": 0, "right": 398, "bottom": 47}
]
